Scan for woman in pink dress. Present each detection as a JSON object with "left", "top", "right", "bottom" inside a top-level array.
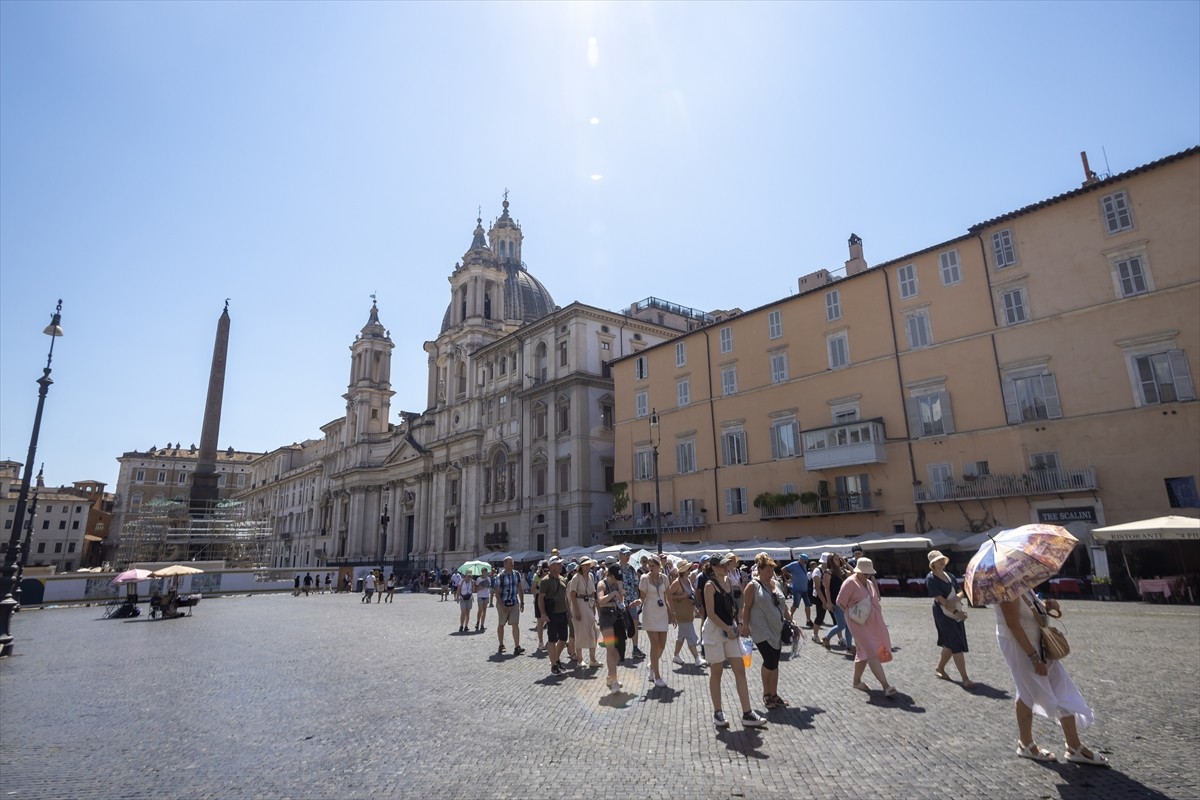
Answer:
[{"left": 836, "top": 558, "right": 897, "bottom": 697}]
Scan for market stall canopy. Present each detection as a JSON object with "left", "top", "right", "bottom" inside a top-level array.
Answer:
[
  {"left": 1091, "top": 515, "right": 1200, "bottom": 542},
  {"left": 855, "top": 536, "right": 933, "bottom": 552},
  {"left": 923, "top": 528, "right": 967, "bottom": 548},
  {"left": 730, "top": 540, "right": 792, "bottom": 558},
  {"left": 951, "top": 527, "right": 1007, "bottom": 551}
]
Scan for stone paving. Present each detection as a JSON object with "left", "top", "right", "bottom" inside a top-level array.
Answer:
[{"left": 0, "top": 591, "right": 1196, "bottom": 800}]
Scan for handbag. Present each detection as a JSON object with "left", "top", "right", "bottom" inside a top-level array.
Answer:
[
  {"left": 848, "top": 596, "right": 872, "bottom": 625},
  {"left": 754, "top": 579, "right": 795, "bottom": 645},
  {"left": 1023, "top": 594, "right": 1070, "bottom": 661}
]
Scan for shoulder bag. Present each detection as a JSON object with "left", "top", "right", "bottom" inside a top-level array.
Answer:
[{"left": 1023, "top": 594, "right": 1069, "bottom": 661}]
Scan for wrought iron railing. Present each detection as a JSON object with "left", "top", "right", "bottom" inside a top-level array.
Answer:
[{"left": 913, "top": 467, "right": 1098, "bottom": 503}]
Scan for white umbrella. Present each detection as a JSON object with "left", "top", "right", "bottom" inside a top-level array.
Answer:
[
  {"left": 1091, "top": 515, "right": 1200, "bottom": 542},
  {"left": 150, "top": 564, "right": 204, "bottom": 577}
]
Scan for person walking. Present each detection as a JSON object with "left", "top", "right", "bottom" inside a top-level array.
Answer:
[
  {"left": 596, "top": 563, "right": 626, "bottom": 693},
  {"left": 474, "top": 567, "right": 492, "bottom": 631},
  {"left": 293, "top": 574, "right": 301, "bottom": 597},
  {"left": 384, "top": 573, "right": 396, "bottom": 603},
  {"left": 539, "top": 559, "right": 570, "bottom": 675},
  {"left": 835, "top": 557, "right": 896, "bottom": 696},
  {"left": 701, "top": 553, "right": 767, "bottom": 730},
  {"left": 456, "top": 571, "right": 474, "bottom": 632},
  {"left": 363, "top": 571, "right": 377, "bottom": 604},
  {"left": 926, "top": 550, "right": 974, "bottom": 688},
  {"left": 531, "top": 561, "right": 549, "bottom": 650},
  {"left": 568, "top": 557, "right": 600, "bottom": 667},
  {"left": 781, "top": 555, "right": 812, "bottom": 629},
  {"left": 743, "top": 553, "right": 793, "bottom": 709},
  {"left": 809, "top": 555, "right": 829, "bottom": 643},
  {"left": 639, "top": 556, "right": 676, "bottom": 687},
  {"left": 669, "top": 562, "right": 706, "bottom": 667},
  {"left": 495, "top": 557, "right": 526, "bottom": 655},
  {"left": 324, "top": 573, "right": 332, "bottom": 594},
  {"left": 302, "top": 572, "right": 313, "bottom": 596},
  {"left": 998, "top": 590, "right": 1107, "bottom": 765},
  {"left": 617, "top": 547, "right": 644, "bottom": 660},
  {"left": 821, "top": 554, "right": 854, "bottom": 653}
]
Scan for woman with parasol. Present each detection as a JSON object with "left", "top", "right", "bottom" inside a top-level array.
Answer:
[{"left": 966, "top": 525, "right": 1109, "bottom": 766}]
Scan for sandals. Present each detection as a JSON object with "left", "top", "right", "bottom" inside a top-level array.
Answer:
[
  {"left": 822, "top": 638, "right": 832, "bottom": 650},
  {"left": 763, "top": 693, "right": 789, "bottom": 709},
  {"left": 1065, "top": 744, "right": 1110, "bottom": 767},
  {"left": 934, "top": 669, "right": 950, "bottom": 681},
  {"left": 883, "top": 686, "right": 898, "bottom": 697},
  {"left": 1016, "top": 741, "right": 1057, "bottom": 762},
  {"left": 853, "top": 682, "right": 870, "bottom": 692}
]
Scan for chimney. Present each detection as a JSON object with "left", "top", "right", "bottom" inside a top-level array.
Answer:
[
  {"left": 798, "top": 269, "right": 832, "bottom": 293},
  {"left": 1080, "top": 151, "right": 1099, "bottom": 186},
  {"left": 845, "top": 233, "right": 868, "bottom": 276}
]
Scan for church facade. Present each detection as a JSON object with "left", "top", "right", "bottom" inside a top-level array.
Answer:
[{"left": 238, "top": 200, "right": 706, "bottom": 572}]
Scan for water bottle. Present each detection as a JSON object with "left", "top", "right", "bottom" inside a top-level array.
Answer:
[{"left": 739, "top": 636, "right": 754, "bottom": 668}]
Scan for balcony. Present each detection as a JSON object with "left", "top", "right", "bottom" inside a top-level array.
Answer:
[
  {"left": 914, "top": 467, "right": 1099, "bottom": 503},
  {"left": 484, "top": 531, "right": 509, "bottom": 550},
  {"left": 759, "top": 494, "right": 875, "bottom": 519},
  {"left": 802, "top": 420, "right": 887, "bottom": 472}
]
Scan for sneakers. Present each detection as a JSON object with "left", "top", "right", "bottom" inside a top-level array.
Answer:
[
  {"left": 697, "top": 657, "right": 709, "bottom": 667},
  {"left": 654, "top": 677, "right": 667, "bottom": 688},
  {"left": 632, "top": 647, "right": 646, "bottom": 658},
  {"left": 497, "top": 644, "right": 506, "bottom": 654},
  {"left": 672, "top": 655, "right": 686, "bottom": 666},
  {"left": 607, "top": 680, "right": 623, "bottom": 694},
  {"left": 513, "top": 646, "right": 526, "bottom": 655},
  {"left": 713, "top": 711, "right": 730, "bottom": 729},
  {"left": 742, "top": 710, "right": 768, "bottom": 728},
  {"left": 550, "top": 662, "right": 562, "bottom": 675}
]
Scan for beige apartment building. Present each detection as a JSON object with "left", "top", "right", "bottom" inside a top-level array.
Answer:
[{"left": 611, "top": 147, "right": 1199, "bottom": 550}]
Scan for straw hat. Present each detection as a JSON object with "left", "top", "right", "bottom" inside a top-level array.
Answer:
[{"left": 852, "top": 557, "right": 877, "bottom": 576}]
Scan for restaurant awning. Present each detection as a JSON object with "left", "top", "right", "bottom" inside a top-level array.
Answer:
[{"left": 1091, "top": 515, "right": 1200, "bottom": 542}]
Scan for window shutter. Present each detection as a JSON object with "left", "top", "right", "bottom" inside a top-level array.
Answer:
[
  {"left": 905, "top": 397, "right": 923, "bottom": 437},
  {"left": 1001, "top": 379, "right": 1021, "bottom": 424},
  {"left": 724, "top": 488, "right": 733, "bottom": 515},
  {"left": 1041, "top": 374, "right": 1063, "bottom": 419},
  {"left": 939, "top": 390, "right": 956, "bottom": 434},
  {"left": 1168, "top": 349, "right": 1196, "bottom": 401},
  {"left": 721, "top": 434, "right": 731, "bottom": 466}
]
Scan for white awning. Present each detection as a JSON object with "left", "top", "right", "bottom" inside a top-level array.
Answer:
[{"left": 1091, "top": 515, "right": 1200, "bottom": 542}]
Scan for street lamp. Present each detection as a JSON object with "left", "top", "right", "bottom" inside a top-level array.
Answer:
[
  {"left": 379, "top": 492, "right": 390, "bottom": 574},
  {"left": 14, "top": 466, "right": 44, "bottom": 609},
  {"left": 649, "top": 408, "right": 663, "bottom": 556},
  {"left": 0, "top": 300, "right": 65, "bottom": 658}
]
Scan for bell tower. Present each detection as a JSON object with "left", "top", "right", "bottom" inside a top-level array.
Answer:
[
  {"left": 344, "top": 298, "right": 395, "bottom": 441},
  {"left": 489, "top": 191, "right": 523, "bottom": 265}
]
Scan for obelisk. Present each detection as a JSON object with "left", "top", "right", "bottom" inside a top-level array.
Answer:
[{"left": 189, "top": 301, "right": 231, "bottom": 516}]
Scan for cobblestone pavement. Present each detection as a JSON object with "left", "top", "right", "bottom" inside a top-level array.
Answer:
[{"left": 1, "top": 591, "right": 1196, "bottom": 800}]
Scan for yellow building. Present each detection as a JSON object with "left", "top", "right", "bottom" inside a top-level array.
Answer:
[{"left": 611, "top": 147, "right": 1199, "bottom": 550}]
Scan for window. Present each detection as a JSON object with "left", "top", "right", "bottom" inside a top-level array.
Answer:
[
  {"left": 721, "top": 366, "right": 738, "bottom": 395},
  {"left": 1000, "top": 286, "right": 1028, "bottom": 325},
  {"left": 556, "top": 400, "right": 570, "bottom": 433},
  {"left": 907, "top": 389, "right": 954, "bottom": 437},
  {"left": 1134, "top": 351, "right": 1195, "bottom": 405},
  {"left": 835, "top": 474, "right": 870, "bottom": 509},
  {"left": 558, "top": 341, "right": 568, "bottom": 367},
  {"left": 635, "top": 450, "right": 654, "bottom": 481},
  {"left": 37, "top": 542, "right": 46, "bottom": 552},
  {"left": 635, "top": 356, "right": 648, "bottom": 380},
  {"left": 1115, "top": 255, "right": 1150, "bottom": 298},
  {"left": 177, "top": 472, "right": 187, "bottom": 484},
  {"left": 904, "top": 309, "right": 932, "bottom": 349},
  {"left": 963, "top": 460, "right": 990, "bottom": 478},
  {"left": 1028, "top": 453, "right": 1061, "bottom": 478},
  {"left": 1101, "top": 190, "right": 1134, "bottom": 234},
  {"left": 677, "top": 379, "right": 690, "bottom": 407},
  {"left": 560, "top": 509, "right": 569, "bottom": 539},
  {"left": 770, "top": 353, "right": 788, "bottom": 383},
  {"left": 135, "top": 470, "right": 145, "bottom": 483},
  {"left": 939, "top": 250, "right": 962, "bottom": 285},
  {"left": 827, "top": 332, "right": 849, "bottom": 370},
  {"left": 897, "top": 264, "right": 918, "bottom": 299},
  {"left": 676, "top": 440, "right": 696, "bottom": 474},
  {"left": 533, "top": 403, "right": 548, "bottom": 438},
  {"left": 929, "top": 463, "right": 953, "bottom": 498},
  {"left": 68, "top": 542, "right": 76, "bottom": 553},
  {"left": 59, "top": 520, "right": 66, "bottom": 529},
  {"left": 533, "top": 462, "right": 547, "bottom": 496},
  {"left": 499, "top": 357, "right": 506, "bottom": 375},
  {"left": 72, "top": 520, "right": 80, "bottom": 530},
  {"left": 635, "top": 391, "right": 648, "bottom": 418},
  {"left": 719, "top": 326, "right": 733, "bottom": 353},
  {"left": 768, "top": 310, "right": 783, "bottom": 339},
  {"left": 600, "top": 401, "right": 614, "bottom": 430},
  {"left": 557, "top": 459, "right": 570, "bottom": 493},
  {"left": 831, "top": 402, "right": 860, "bottom": 424},
  {"left": 498, "top": 394, "right": 509, "bottom": 419},
  {"left": 991, "top": 228, "right": 1017, "bottom": 268},
  {"left": 721, "top": 429, "right": 748, "bottom": 466},
  {"left": 825, "top": 290, "right": 841, "bottom": 322},
  {"left": 770, "top": 419, "right": 799, "bottom": 459},
  {"left": 725, "top": 487, "right": 748, "bottom": 515},
  {"left": 41, "top": 520, "right": 49, "bottom": 530},
  {"left": 1165, "top": 476, "right": 1200, "bottom": 509},
  {"left": 675, "top": 342, "right": 686, "bottom": 368},
  {"left": 1002, "top": 370, "right": 1063, "bottom": 423}
]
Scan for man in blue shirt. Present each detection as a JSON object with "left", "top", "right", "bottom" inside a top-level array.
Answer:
[{"left": 781, "top": 555, "right": 812, "bottom": 628}]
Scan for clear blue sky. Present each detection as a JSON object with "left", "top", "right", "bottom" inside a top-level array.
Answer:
[{"left": 2, "top": 1, "right": 1197, "bottom": 489}]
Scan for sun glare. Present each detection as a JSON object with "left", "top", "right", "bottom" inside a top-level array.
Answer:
[{"left": 587, "top": 37, "right": 599, "bottom": 68}]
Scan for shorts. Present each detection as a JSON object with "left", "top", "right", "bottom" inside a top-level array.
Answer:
[
  {"left": 700, "top": 618, "right": 741, "bottom": 660},
  {"left": 496, "top": 603, "right": 520, "bottom": 627},
  {"left": 676, "top": 620, "right": 699, "bottom": 646},
  {"left": 459, "top": 597, "right": 473, "bottom": 611},
  {"left": 791, "top": 590, "right": 811, "bottom": 610},
  {"left": 546, "top": 612, "right": 569, "bottom": 643},
  {"left": 756, "top": 639, "right": 782, "bottom": 670},
  {"left": 477, "top": 596, "right": 490, "bottom": 607},
  {"left": 365, "top": 588, "right": 374, "bottom": 598},
  {"left": 597, "top": 607, "right": 621, "bottom": 631}
]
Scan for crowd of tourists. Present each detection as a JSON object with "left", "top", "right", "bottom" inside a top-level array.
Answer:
[{"left": 438, "top": 544, "right": 1109, "bottom": 764}]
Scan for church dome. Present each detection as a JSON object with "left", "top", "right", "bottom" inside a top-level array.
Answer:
[{"left": 440, "top": 260, "right": 556, "bottom": 333}]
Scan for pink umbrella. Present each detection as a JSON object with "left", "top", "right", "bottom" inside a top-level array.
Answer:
[{"left": 110, "top": 568, "right": 153, "bottom": 585}]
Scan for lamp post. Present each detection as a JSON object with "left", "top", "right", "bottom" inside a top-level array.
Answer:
[
  {"left": 0, "top": 300, "right": 65, "bottom": 658},
  {"left": 649, "top": 408, "right": 663, "bottom": 556},
  {"left": 13, "top": 466, "right": 44, "bottom": 610},
  {"left": 379, "top": 493, "right": 390, "bottom": 574}
]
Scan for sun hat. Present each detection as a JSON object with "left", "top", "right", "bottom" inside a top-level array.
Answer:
[
  {"left": 719, "top": 552, "right": 738, "bottom": 565},
  {"left": 548, "top": 557, "right": 563, "bottom": 566},
  {"left": 928, "top": 550, "right": 949, "bottom": 568},
  {"left": 819, "top": 552, "right": 832, "bottom": 565},
  {"left": 852, "top": 557, "right": 877, "bottom": 576},
  {"left": 578, "top": 557, "right": 595, "bottom": 569}
]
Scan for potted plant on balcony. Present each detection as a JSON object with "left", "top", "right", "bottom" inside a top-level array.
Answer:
[{"left": 753, "top": 492, "right": 779, "bottom": 512}]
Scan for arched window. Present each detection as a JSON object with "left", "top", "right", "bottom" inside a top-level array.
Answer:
[
  {"left": 455, "top": 361, "right": 467, "bottom": 397},
  {"left": 484, "top": 293, "right": 492, "bottom": 320},
  {"left": 535, "top": 342, "right": 548, "bottom": 381},
  {"left": 492, "top": 451, "right": 509, "bottom": 502},
  {"left": 533, "top": 458, "right": 547, "bottom": 496}
]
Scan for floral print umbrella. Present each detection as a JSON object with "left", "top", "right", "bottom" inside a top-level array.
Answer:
[{"left": 964, "top": 524, "right": 1078, "bottom": 605}]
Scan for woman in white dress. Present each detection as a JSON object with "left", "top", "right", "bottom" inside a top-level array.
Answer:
[
  {"left": 568, "top": 557, "right": 600, "bottom": 667},
  {"left": 997, "top": 590, "right": 1108, "bottom": 766},
  {"left": 639, "top": 556, "right": 675, "bottom": 687}
]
